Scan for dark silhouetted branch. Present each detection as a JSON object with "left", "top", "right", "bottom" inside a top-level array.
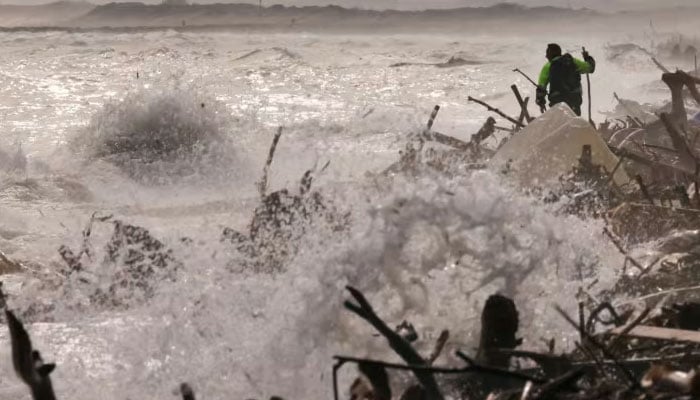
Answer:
[
  {"left": 651, "top": 57, "right": 670, "bottom": 73},
  {"left": 344, "top": 286, "right": 444, "bottom": 400},
  {"left": 585, "top": 301, "right": 625, "bottom": 334},
  {"left": 554, "top": 306, "right": 638, "bottom": 388},
  {"left": 427, "top": 330, "right": 449, "bottom": 365},
  {"left": 609, "top": 307, "right": 652, "bottom": 351},
  {"left": 6, "top": 309, "right": 57, "bottom": 400},
  {"left": 468, "top": 96, "right": 525, "bottom": 128},
  {"left": 359, "top": 361, "right": 392, "bottom": 400},
  {"left": 258, "top": 126, "right": 284, "bottom": 199},
  {"left": 334, "top": 354, "right": 544, "bottom": 383},
  {"left": 426, "top": 105, "right": 440, "bottom": 131}
]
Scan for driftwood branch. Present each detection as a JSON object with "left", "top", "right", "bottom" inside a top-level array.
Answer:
[
  {"left": 468, "top": 96, "right": 525, "bottom": 128},
  {"left": 358, "top": 362, "right": 392, "bottom": 400},
  {"left": 602, "top": 227, "right": 645, "bottom": 272},
  {"left": 258, "top": 126, "right": 284, "bottom": 199},
  {"left": 429, "top": 131, "right": 471, "bottom": 151},
  {"left": 454, "top": 351, "right": 545, "bottom": 383},
  {"left": 651, "top": 57, "right": 670, "bottom": 74},
  {"left": 585, "top": 301, "right": 625, "bottom": 334},
  {"left": 6, "top": 309, "right": 57, "bottom": 400},
  {"left": 427, "top": 330, "right": 450, "bottom": 365},
  {"left": 426, "top": 116, "right": 496, "bottom": 153},
  {"left": 426, "top": 105, "right": 440, "bottom": 131},
  {"left": 511, "top": 85, "right": 533, "bottom": 124},
  {"left": 333, "top": 354, "right": 545, "bottom": 383},
  {"left": 344, "top": 286, "right": 444, "bottom": 400},
  {"left": 472, "top": 117, "right": 497, "bottom": 146},
  {"left": 422, "top": 105, "right": 475, "bottom": 151},
  {"left": 609, "top": 307, "right": 652, "bottom": 351},
  {"left": 554, "top": 306, "right": 638, "bottom": 388}
]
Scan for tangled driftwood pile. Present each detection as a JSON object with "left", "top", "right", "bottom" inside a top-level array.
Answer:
[
  {"left": 335, "top": 286, "right": 700, "bottom": 400},
  {"left": 221, "top": 126, "right": 349, "bottom": 272},
  {"left": 334, "top": 56, "right": 700, "bottom": 400}
]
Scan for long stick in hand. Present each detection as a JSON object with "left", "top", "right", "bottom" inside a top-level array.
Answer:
[{"left": 583, "top": 47, "right": 594, "bottom": 128}]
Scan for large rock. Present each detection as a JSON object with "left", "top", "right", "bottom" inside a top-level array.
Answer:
[{"left": 490, "top": 103, "right": 629, "bottom": 186}]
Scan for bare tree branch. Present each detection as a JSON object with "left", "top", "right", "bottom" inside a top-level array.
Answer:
[{"left": 344, "top": 286, "right": 444, "bottom": 400}]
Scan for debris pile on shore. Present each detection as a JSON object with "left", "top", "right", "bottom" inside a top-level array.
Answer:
[{"left": 323, "top": 57, "right": 700, "bottom": 400}]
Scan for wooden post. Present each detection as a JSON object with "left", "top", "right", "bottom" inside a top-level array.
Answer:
[
  {"left": 510, "top": 85, "right": 533, "bottom": 124},
  {"left": 476, "top": 294, "right": 520, "bottom": 368}
]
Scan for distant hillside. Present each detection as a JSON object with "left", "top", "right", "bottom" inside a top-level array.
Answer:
[
  {"left": 0, "top": 1, "right": 698, "bottom": 33},
  {"left": 0, "top": 1, "right": 94, "bottom": 27},
  {"left": 70, "top": 2, "right": 599, "bottom": 30}
]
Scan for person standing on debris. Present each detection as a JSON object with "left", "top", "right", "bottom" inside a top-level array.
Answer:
[{"left": 536, "top": 43, "right": 595, "bottom": 116}]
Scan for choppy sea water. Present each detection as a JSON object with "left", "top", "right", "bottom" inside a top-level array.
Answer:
[{"left": 0, "top": 29, "right": 688, "bottom": 399}]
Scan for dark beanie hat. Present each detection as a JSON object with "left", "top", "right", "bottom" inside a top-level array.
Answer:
[{"left": 547, "top": 43, "right": 562, "bottom": 59}]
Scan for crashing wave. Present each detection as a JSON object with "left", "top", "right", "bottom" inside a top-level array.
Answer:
[{"left": 73, "top": 85, "right": 239, "bottom": 184}]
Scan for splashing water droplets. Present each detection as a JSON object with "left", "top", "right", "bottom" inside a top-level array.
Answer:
[{"left": 0, "top": 30, "right": 649, "bottom": 400}]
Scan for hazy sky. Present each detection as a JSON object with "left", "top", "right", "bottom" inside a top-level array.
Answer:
[{"left": 2, "top": 0, "right": 699, "bottom": 11}]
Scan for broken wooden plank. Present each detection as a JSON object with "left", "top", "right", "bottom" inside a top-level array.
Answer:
[
  {"left": 429, "top": 131, "right": 471, "bottom": 151},
  {"left": 609, "top": 325, "right": 700, "bottom": 344}
]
